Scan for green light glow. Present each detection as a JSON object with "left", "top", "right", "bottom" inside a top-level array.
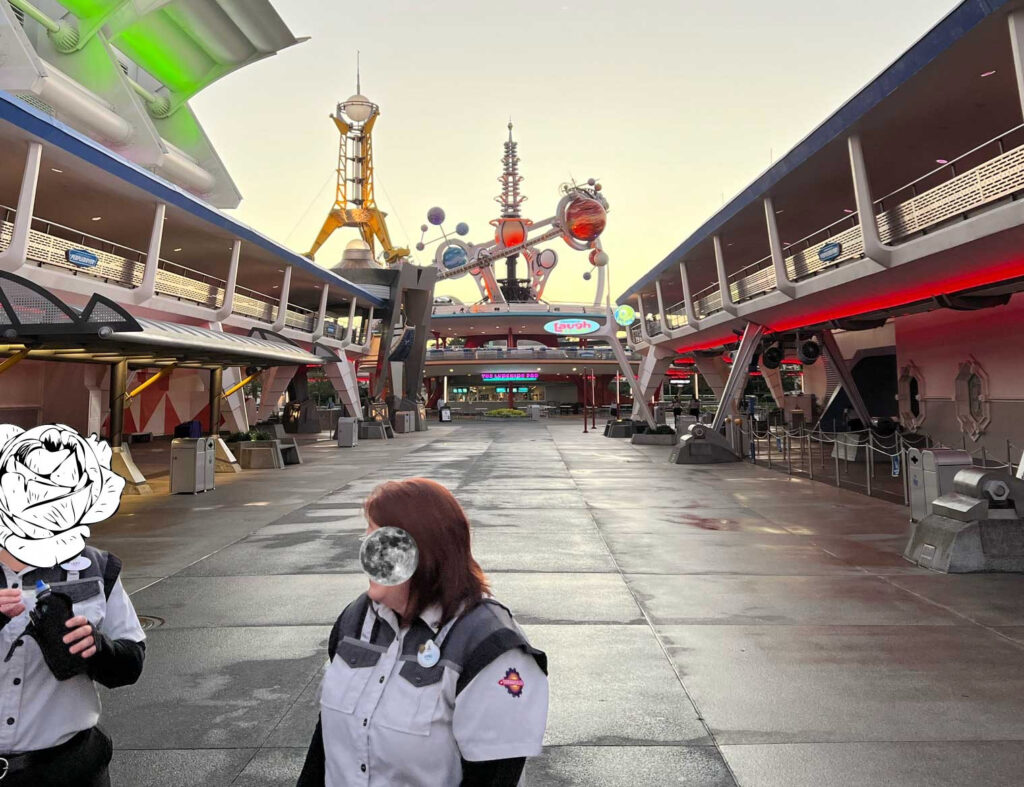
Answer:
[
  {"left": 56, "top": 0, "right": 120, "bottom": 19},
  {"left": 112, "top": 23, "right": 205, "bottom": 95}
]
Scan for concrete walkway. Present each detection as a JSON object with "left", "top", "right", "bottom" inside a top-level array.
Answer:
[{"left": 96, "top": 423, "right": 1024, "bottom": 786}]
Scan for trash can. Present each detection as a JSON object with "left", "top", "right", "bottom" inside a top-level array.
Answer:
[
  {"left": 337, "top": 417, "right": 358, "bottom": 448},
  {"left": 530, "top": 405, "right": 541, "bottom": 421},
  {"left": 170, "top": 438, "right": 206, "bottom": 494},
  {"left": 394, "top": 411, "right": 415, "bottom": 433},
  {"left": 203, "top": 437, "right": 216, "bottom": 491}
]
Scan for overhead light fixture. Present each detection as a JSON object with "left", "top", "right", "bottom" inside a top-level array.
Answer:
[
  {"left": 844, "top": 208, "right": 854, "bottom": 214},
  {"left": 981, "top": 70, "right": 997, "bottom": 77},
  {"left": 272, "top": 285, "right": 280, "bottom": 289},
  {"left": 91, "top": 216, "right": 101, "bottom": 221},
  {"left": 936, "top": 159, "right": 949, "bottom": 165},
  {"left": 50, "top": 168, "right": 63, "bottom": 173},
  {"left": 775, "top": 209, "right": 784, "bottom": 214},
  {"left": 173, "top": 247, "right": 182, "bottom": 252}
]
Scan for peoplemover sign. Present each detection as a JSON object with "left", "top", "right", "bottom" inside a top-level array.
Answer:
[
  {"left": 66, "top": 249, "right": 99, "bottom": 268},
  {"left": 543, "top": 318, "right": 600, "bottom": 336}
]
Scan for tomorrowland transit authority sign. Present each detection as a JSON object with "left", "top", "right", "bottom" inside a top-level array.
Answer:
[
  {"left": 543, "top": 318, "right": 600, "bottom": 336},
  {"left": 481, "top": 372, "right": 539, "bottom": 382}
]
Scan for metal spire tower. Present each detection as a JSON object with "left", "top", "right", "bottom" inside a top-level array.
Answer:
[
  {"left": 495, "top": 122, "right": 529, "bottom": 300},
  {"left": 497, "top": 121, "right": 524, "bottom": 218}
]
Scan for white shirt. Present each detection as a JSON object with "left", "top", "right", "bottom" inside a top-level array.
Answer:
[
  {"left": 321, "top": 600, "right": 548, "bottom": 786},
  {"left": 0, "top": 563, "right": 145, "bottom": 753}
]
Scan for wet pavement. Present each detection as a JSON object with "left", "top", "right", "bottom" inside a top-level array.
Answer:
[{"left": 95, "top": 423, "right": 1024, "bottom": 786}]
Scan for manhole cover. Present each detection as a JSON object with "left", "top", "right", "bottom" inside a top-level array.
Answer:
[{"left": 137, "top": 615, "right": 165, "bottom": 630}]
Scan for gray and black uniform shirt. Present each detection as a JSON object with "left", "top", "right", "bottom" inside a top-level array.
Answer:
[
  {"left": 311, "top": 593, "right": 548, "bottom": 787},
  {"left": 0, "top": 546, "right": 146, "bottom": 754}
]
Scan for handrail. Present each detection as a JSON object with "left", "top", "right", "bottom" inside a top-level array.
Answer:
[{"left": 873, "top": 122, "right": 1024, "bottom": 206}]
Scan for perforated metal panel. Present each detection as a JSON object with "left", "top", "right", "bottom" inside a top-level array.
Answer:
[
  {"left": 1, "top": 278, "right": 74, "bottom": 325},
  {"left": 83, "top": 302, "right": 132, "bottom": 325}
]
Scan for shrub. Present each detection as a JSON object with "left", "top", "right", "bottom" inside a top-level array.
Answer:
[
  {"left": 249, "top": 429, "right": 272, "bottom": 441},
  {"left": 651, "top": 424, "right": 676, "bottom": 435},
  {"left": 486, "top": 408, "right": 527, "bottom": 418},
  {"left": 226, "top": 432, "right": 251, "bottom": 443}
]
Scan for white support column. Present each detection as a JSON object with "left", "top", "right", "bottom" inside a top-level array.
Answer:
[
  {"left": 343, "top": 298, "right": 358, "bottom": 344},
  {"left": 363, "top": 306, "right": 375, "bottom": 350},
  {"left": 1009, "top": 10, "right": 1024, "bottom": 120},
  {"left": 134, "top": 202, "right": 166, "bottom": 304},
  {"left": 271, "top": 266, "right": 293, "bottom": 332},
  {"left": 848, "top": 135, "right": 892, "bottom": 267},
  {"left": 711, "top": 322, "right": 764, "bottom": 431},
  {"left": 596, "top": 306, "right": 656, "bottom": 426},
  {"left": 763, "top": 197, "right": 795, "bottom": 297},
  {"left": 679, "top": 262, "right": 699, "bottom": 328},
  {"left": 311, "top": 285, "right": 330, "bottom": 340},
  {"left": 636, "top": 294, "right": 650, "bottom": 341},
  {"left": 0, "top": 142, "right": 42, "bottom": 273},
  {"left": 655, "top": 280, "right": 668, "bottom": 334},
  {"left": 214, "top": 240, "right": 241, "bottom": 321},
  {"left": 819, "top": 329, "right": 872, "bottom": 427},
  {"left": 712, "top": 235, "right": 738, "bottom": 315}
]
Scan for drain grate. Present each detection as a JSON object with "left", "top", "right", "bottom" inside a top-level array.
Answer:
[{"left": 137, "top": 615, "right": 165, "bottom": 630}]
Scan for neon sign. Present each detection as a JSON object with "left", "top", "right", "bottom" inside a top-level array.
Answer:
[
  {"left": 543, "top": 318, "right": 600, "bottom": 336},
  {"left": 482, "top": 372, "right": 539, "bottom": 382}
]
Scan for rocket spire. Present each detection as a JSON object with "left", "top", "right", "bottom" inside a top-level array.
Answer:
[{"left": 497, "top": 121, "right": 525, "bottom": 218}]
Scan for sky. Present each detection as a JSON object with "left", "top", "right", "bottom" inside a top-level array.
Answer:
[{"left": 192, "top": 0, "right": 961, "bottom": 306}]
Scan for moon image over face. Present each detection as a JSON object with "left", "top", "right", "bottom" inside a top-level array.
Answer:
[{"left": 360, "top": 526, "right": 419, "bottom": 586}]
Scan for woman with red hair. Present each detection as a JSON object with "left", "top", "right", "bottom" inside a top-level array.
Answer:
[{"left": 298, "top": 478, "right": 549, "bottom": 787}]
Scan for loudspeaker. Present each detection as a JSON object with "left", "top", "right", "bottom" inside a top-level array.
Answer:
[
  {"left": 762, "top": 345, "right": 784, "bottom": 370},
  {"left": 797, "top": 340, "right": 822, "bottom": 365}
]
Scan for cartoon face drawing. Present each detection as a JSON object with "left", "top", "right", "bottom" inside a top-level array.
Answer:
[{"left": 0, "top": 424, "right": 125, "bottom": 568}]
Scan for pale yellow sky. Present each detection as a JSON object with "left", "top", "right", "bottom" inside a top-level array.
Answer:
[{"left": 192, "top": 0, "right": 959, "bottom": 305}]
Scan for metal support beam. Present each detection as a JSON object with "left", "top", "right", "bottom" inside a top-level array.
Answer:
[
  {"left": 311, "top": 285, "right": 331, "bottom": 340},
  {"left": 208, "top": 367, "right": 223, "bottom": 436},
  {"left": 763, "top": 197, "right": 795, "bottom": 297},
  {"left": 124, "top": 365, "right": 175, "bottom": 402},
  {"left": 655, "top": 280, "right": 668, "bottom": 334},
  {"left": 109, "top": 360, "right": 127, "bottom": 448},
  {"left": 712, "top": 236, "right": 738, "bottom": 315},
  {"left": 818, "top": 329, "right": 872, "bottom": 427},
  {"left": 595, "top": 306, "right": 655, "bottom": 426},
  {"left": 848, "top": 135, "right": 892, "bottom": 267},
  {"left": 0, "top": 349, "right": 30, "bottom": 375},
  {"left": 214, "top": 240, "right": 241, "bottom": 321},
  {"left": 1009, "top": 11, "right": 1024, "bottom": 122},
  {"left": 0, "top": 142, "right": 42, "bottom": 273},
  {"left": 135, "top": 202, "right": 166, "bottom": 304},
  {"left": 221, "top": 370, "right": 261, "bottom": 400},
  {"left": 711, "top": 323, "right": 764, "bottom": 431},
  {"left": 343, "top": 298, "right": 358, "bottom": 345},
  {"left": 271, "top": 266, "right": 293, "bottom": 332},
  {"left": 679, "top": 262, "right": 699, "bottom": 328},
  {"left": 636, "top": 294, "right": 650, "bottom": 341}
]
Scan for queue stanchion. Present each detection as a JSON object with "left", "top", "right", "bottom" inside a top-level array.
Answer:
[
  {"left": 866, "top": 431, "right": 873, "bottom": 497},
  {"left": 807, "top": 430, "right": 813, "bottom": 481}
]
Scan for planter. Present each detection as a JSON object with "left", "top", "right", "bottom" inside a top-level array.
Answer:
[
  {"left": 481, "top": 416, "right": 531, "bottom": 422},
  {"left": 631, "top": 432, "right": 679, "bottom": 446},
  {"left": 605, "top": 421, "right": 634, "bottom": 438}
]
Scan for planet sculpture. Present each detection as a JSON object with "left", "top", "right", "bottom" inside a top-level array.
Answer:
[
  {"left": 442, "top": 244, "right": 469, "bottom": 270},
  {"left": 360, "top": 526, "right": 419, "bottom": 586},
  {"left": 455, "top": 222, "right": 470, "bottom": 236},
  {"left": 563, "top": 197, "right": 607, "bottom": 242},
  {"left": 427, "top": 207, "right": 446, "bottom": 226}
]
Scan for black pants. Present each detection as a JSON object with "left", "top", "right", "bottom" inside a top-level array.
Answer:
[{"left": 3, "top": 726, "right": 112, "bottom": 787}]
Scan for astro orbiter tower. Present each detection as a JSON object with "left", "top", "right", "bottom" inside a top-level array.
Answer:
[{"left": 495, "top": 123, "right": 530, "bottom": 301}]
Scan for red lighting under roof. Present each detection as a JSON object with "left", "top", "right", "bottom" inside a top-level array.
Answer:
[{"left": 768, "top": 255, "right": 1024, "bottom": 333}]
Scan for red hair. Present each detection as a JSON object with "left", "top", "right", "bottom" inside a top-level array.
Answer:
[{"left": 364, "top": 478, "right": 489, "bottom": 623}]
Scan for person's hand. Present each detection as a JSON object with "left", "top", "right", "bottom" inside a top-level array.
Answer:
[
  {"left": 63, "top": 616, "right": 96, "bottom": 658},
  {"left": 0, "top": 588, "right": 25, "bottom": 619}
]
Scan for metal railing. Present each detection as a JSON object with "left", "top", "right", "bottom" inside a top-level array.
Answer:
[
  {"left": 432, "top": 300, "right": 604, "bottom": 316},
  {"left": 425, "top": 346, "right": 638, "bottom": 362},
  {"left": 0, "top": 205, "right": 317, "bottom": 332},
  {"left": 655, "top": 124, "right": 1024, "bottom": 337}
]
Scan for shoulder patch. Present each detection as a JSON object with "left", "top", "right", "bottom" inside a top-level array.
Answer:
[{"left": 498, "top": 667, "right": 525, "bottom": 698}]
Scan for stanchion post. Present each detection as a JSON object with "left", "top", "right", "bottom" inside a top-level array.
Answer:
[
  {"left": 866, "top": 431, "right": 873, "bottom": 497},
  {"left": 834, "top": 434, "right": 840, "bottom": 488},
  {"left": 787, "top": 432, "right": 792, "bottom": 475},
  {"left": 900, "top": 434, "right": 909, "bottom": 507},
  {"left": 807, "top": 430, "right": 813, "bottom": 480},
  {"left": 767, "top": 427, "right": 773, "bottom": 469}
]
